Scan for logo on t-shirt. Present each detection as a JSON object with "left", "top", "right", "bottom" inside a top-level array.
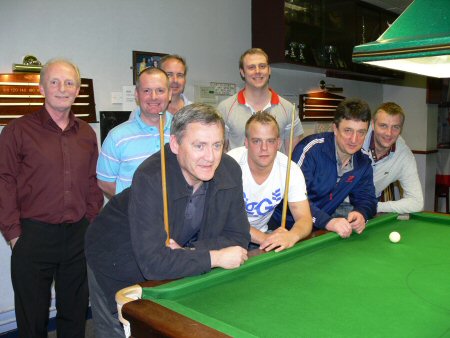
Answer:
[{"left": 244, "top": 189, "right": 282, "bottom": 217}]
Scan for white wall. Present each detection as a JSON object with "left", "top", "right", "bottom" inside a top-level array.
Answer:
[
  {"left": 0, "top": 0, "right": 251, "bottom": 112},
  {"left": 270, "top": 67, "right": 384, "bottom": 135},
  {"left": 382, "top": 84, "right": 436, "bottom": 151},
  {"left": 0, "top": 0, "right": 436, "bottom": 333}
]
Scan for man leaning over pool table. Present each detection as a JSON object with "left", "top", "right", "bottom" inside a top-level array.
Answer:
[
  {"left": 85, "top": 103, "right": 250, "bottom": 338},
  {"left": 272, "top": 98, "right": 377, "bottom": 238}
]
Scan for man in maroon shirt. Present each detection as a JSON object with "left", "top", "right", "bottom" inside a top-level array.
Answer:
[{"left": 0, "top": 59, "right": 103, "bottom": 338}]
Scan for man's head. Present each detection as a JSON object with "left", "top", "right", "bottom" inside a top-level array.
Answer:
[
  {"left": 333, "top": 98, "right": 371, "bottom": 156},
  {"left": 244, "top": 111, "right": 281, "bottom": 170},
  {"left": 170, "top": 103, "right": 225, "bottom": 189},
  {"left": 372, "top": 102, "right": 404, "bottom": 153},
  {"left": 239, "top": 48, "right": 271, "bottom": 89},
  {"left": 135, "top": 67, "right": 171, "bottom": 122},
  {"left": 159, "top": 55, "right": 188, "bottom": 98},
  {"left": 39, "top": 58, "right": 81, "bottom": 115}
]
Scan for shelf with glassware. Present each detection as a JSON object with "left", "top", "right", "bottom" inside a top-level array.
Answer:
[
  {"left": 252, "top": 0, "right": 403, "bottom": 82},
  {"left": 351, "top": 2, "right": 403, "bottom": 78},
  {"left": 283, "top": 0, "right": 351, "bottom": 70}
]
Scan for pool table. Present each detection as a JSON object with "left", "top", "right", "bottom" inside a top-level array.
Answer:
[{"left": 117, "top": 212, "right": 450, "bottom": 338}]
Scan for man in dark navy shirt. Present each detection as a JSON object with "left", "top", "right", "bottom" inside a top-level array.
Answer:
[{"left": 85, "top": 103, "right": 250, "bottom": 338}]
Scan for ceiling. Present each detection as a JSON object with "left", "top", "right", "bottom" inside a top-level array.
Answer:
[{"left": 361, "top": 0, "right": 413, "bottom": 14}]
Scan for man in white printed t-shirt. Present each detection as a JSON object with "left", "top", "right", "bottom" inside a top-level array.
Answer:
[{"left": 228, "top": 111, "right": 312, "bottom": 252}]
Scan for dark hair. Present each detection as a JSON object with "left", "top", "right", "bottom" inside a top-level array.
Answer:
[
  {"left": 373, "top": 102, "right": 405, "bottom": 126},
  {"left": 334, "top": 98, "right": 371, "bottom": 127},
  {"left": 136, "top": 67, "right": 169, "bottom": 90},
  {"left": 245, "top": 111, "right": 279, "bottom": 138},
  {"left": 239, "top": 48, "right": 269, "bottom": 70},
  {"left": 171, "top": 103, "right": 225, "bottom": 143},
  {"left": 159, "top": 54, "right": 188, "bottom": 74}
]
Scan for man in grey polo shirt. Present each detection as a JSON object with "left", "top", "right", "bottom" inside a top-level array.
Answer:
[{"left": 218, "top": 48, "right": 303, "bottom": 154}]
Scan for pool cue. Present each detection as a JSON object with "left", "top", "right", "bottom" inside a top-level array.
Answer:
[
  {"left": 280, "top": 103, "right": 297, "bottom": 229},
  {"left": 159, "top": 112, "right": 170, "bottom": 246}
]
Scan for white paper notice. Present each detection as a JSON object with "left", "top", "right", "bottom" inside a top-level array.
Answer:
[{"left": 122, "top": 86, "right": 137, "bottom": 111}]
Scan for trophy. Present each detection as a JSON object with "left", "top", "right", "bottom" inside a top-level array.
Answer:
[
  {"left": 298, "top": 43, "right": 307, "bottom": 63},
  {"left": 13, "top": 55, "right": 42, "bottom": 72},
  {"left": 288, "top": 41, "right": 298, "bottom": 60},
  {"left": 324, "top": 45, "right": 337, "bottom": 68}
]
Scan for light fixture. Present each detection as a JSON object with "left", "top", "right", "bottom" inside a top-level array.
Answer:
[{"left": 352, "top": 0, "right": 450, "bottom": 78}]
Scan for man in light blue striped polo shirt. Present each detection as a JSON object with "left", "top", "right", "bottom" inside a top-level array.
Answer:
[{"left": 97, "top": 68, "right": 172, "bottom": 197}]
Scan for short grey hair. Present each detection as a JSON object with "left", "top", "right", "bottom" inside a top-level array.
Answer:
[
  {"left": 39, "top": 58, "right": 81, "bottom": 87},
  {"left": 171, "top": 103, "right": 225, "bottom": 143}
]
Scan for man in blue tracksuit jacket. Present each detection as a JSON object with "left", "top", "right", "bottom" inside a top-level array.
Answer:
[{"left": 273, "top": 98, "right": 377, "bottom": 238}]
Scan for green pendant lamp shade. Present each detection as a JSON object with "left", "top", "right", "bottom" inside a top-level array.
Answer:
[{"left": 352, "top": 0, "right": 450, "bottom": 78}]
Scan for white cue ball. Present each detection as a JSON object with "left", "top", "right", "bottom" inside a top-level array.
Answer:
[{"left": 389, "top": 231, "right": 401, "bottom": 243}]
